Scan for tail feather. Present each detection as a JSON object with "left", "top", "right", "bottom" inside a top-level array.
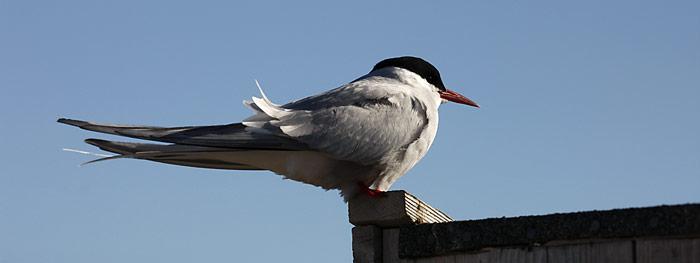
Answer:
[
  {"left": 57, "top": 118, "right": 163, "bottom": 135},
  {"left": 57, "top": 118, "right": 308, "bottom": 151},
  {"left": 83, "top": 139, "right": 263, "bottom": 170}
]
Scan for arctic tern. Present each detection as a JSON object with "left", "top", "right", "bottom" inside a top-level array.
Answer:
[{"left": 58, "top": 56, "right": 478, "bottom": 200}]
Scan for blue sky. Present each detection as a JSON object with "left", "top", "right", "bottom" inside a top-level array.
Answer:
[{"left": 1, "top": 0, "right": 699, "bottom": 262}]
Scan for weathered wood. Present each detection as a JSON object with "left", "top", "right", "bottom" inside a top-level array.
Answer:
[
  {"left": 400, "top": 203, "right": 700, "bottom": 258},
  {"left": 636, "top": 237, "right": 700, "bottom": 263},
  {"left": 386, "top": 228, "right": 547, "bottom": 263},
  {"left": 449, "top": 247, "right": 547, "bottom": 263},
  {"left": 393, "top": 247, "right": 547, "bottom": 263},
  {"left": 350, "top": 193, "right": 699, "bottom": 263},
  {"left": 383, "top": 228, "right": 401, "bottom": 263},
  {"left": 353, "top": 225, "right": 383, "bottom": 263},
  {"left": 389, "top": 238, "right": 700, "bottom": 263},
  {"left": 546, "top": 241, "right": 634, "bottom": 263},
  {"left": 349, "top": 190, "right": 453, "bottom": 228},
  {"left": 412, "top": 254, "right": 458, "bottom": 263}
]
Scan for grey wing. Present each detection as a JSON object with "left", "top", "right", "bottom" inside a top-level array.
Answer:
[
  {"left": 243, "top": 81, "right": 428, "bottom": 165},
  {"left": 282, "top": 76, "right": 403, "bottom": 110},
  {"left": 57, "top": 118, "right": 309, "bottom": 151},
  {"left": 296, "top": 102, "right": 427, "bottom": 165},
  {"left": 83, "top": 138, "right": 263, "bottom": 170}
]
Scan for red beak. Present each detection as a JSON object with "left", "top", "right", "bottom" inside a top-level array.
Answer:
[{"left": 439, "top": 89, "right": 479, "bottom": 108}]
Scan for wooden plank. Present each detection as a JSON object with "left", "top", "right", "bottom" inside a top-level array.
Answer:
[
  {"left": 400, "top": 203, "right": 700, "bottom": 258},
  {"left": 451, "top": 247, "right": 546, "bottom": 263},
  {"left": 396, "top": 247, "right": 546, "bottom": 263},
  {"left": 387, "top": 231, "right": 545, "bottom": 263},
  {"left": 390, "top": 238, "right": 700, "bottom": 263},
  {"left": 546, "top": 241, "right": 634, "bottom": 263},
  {"left": 353, "top": 225, "right": 383, "bottom": 263},
  {"left": 349, "top": 190, "right": 453, "bottom": 228},
  {"left": 386, "top": 228, "right": 468, "bottom": 263},
  {"left": 383, "top": 228, "right": 402, "bottom": 263},
  {"left": 412, "top": 254, "right": 458, "bottom": 263},
  {"left": 636, "top": 237, "right": 700, "bottom": 263},
  {"left": 492, "top": 247, "right": 547, "bottom": 263}
]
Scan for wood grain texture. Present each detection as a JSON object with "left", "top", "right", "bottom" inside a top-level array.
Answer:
[
  {"left": 349, "top": 190, "right": 452, "bottom": 228},
  {"left": 391, "top": 247, "right": 546, "bottom": 263},
  {"left": 351, "top": 196, "right": 699, "bottom": 262},
  {"left": 451, "top": 247, "right": 547, "bottom": 263},
  {"left": 400, "top": 203, "right": 700, "bottom": 258},
  {"left": 385, "top": 239, "right": 700, "bottom": 263},
  {"left": 353, "top": 225, "right": 383, "bottom": 263},
  {"left": 636, "top": 238, "right": 700, "bottom": 263},
  {"left": 546, "top": 241, "right": 634, "bottom": 263},
  {"left": 383, "top": 228, "right": 402, "bottom": 263}
]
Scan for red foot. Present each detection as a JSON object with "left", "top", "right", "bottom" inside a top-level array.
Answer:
[{"left": 358, "top": 182, "right": 386, "bottom": 198}]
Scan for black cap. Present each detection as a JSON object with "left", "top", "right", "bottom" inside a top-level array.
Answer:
[{"left": 371, "top": 56, "right": 446, "bottom": 91}]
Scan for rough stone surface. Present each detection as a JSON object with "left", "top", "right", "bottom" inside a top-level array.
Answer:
[{"left": 399, "top": 203, "right": 700, "bottom": 258}]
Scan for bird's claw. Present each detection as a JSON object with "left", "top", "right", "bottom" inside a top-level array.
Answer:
[{"left": 358, "top": 182, "right": 386, "bottom": 198}]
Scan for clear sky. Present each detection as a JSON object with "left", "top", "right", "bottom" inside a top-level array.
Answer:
[{"left": 1, "top": 0, "right": 699, "bottom": 262}]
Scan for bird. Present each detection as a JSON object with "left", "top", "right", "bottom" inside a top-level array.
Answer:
[{"left": 58, "top": 56, "right": 478, "bottom": 201}]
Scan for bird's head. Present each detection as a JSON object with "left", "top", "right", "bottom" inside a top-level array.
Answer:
[{"left": 371, "top": 56, "right": 479, "bottom": 108}]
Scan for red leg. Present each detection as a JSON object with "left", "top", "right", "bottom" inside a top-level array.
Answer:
[{"left": 358, "top": 182, "right": 386, "bottom": 198}]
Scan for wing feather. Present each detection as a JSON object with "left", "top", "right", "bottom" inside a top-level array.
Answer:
[
  {"left": 84, "top": 138, "right": 263, "bottom": 170},
  {"left": 243, "top": 78, "right": 428, "bottom": 165},
  {"left": 57, "top": 118, "right": 308, "bottom": 151}
]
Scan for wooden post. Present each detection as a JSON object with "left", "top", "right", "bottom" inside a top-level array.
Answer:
[
  {"left": 349, "top": 192, "right": 700, "bottom": 263},
  {"left": 351, "top": 225, "right": 383, "bottom": 263},
  {"left": 349, "top": 190, "right": 452, "bottom": 263},
  {"left": 349, "top": 190, "right": 453, "bottom": 227}
]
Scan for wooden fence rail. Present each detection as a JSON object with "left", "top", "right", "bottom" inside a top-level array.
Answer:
[{"left": 349, "top": 191, "right": 700, "bottom": 263}]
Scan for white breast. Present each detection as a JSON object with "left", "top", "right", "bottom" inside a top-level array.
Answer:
[{"left": 368, "top": 68, "right": 443, "bottom": 191}]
